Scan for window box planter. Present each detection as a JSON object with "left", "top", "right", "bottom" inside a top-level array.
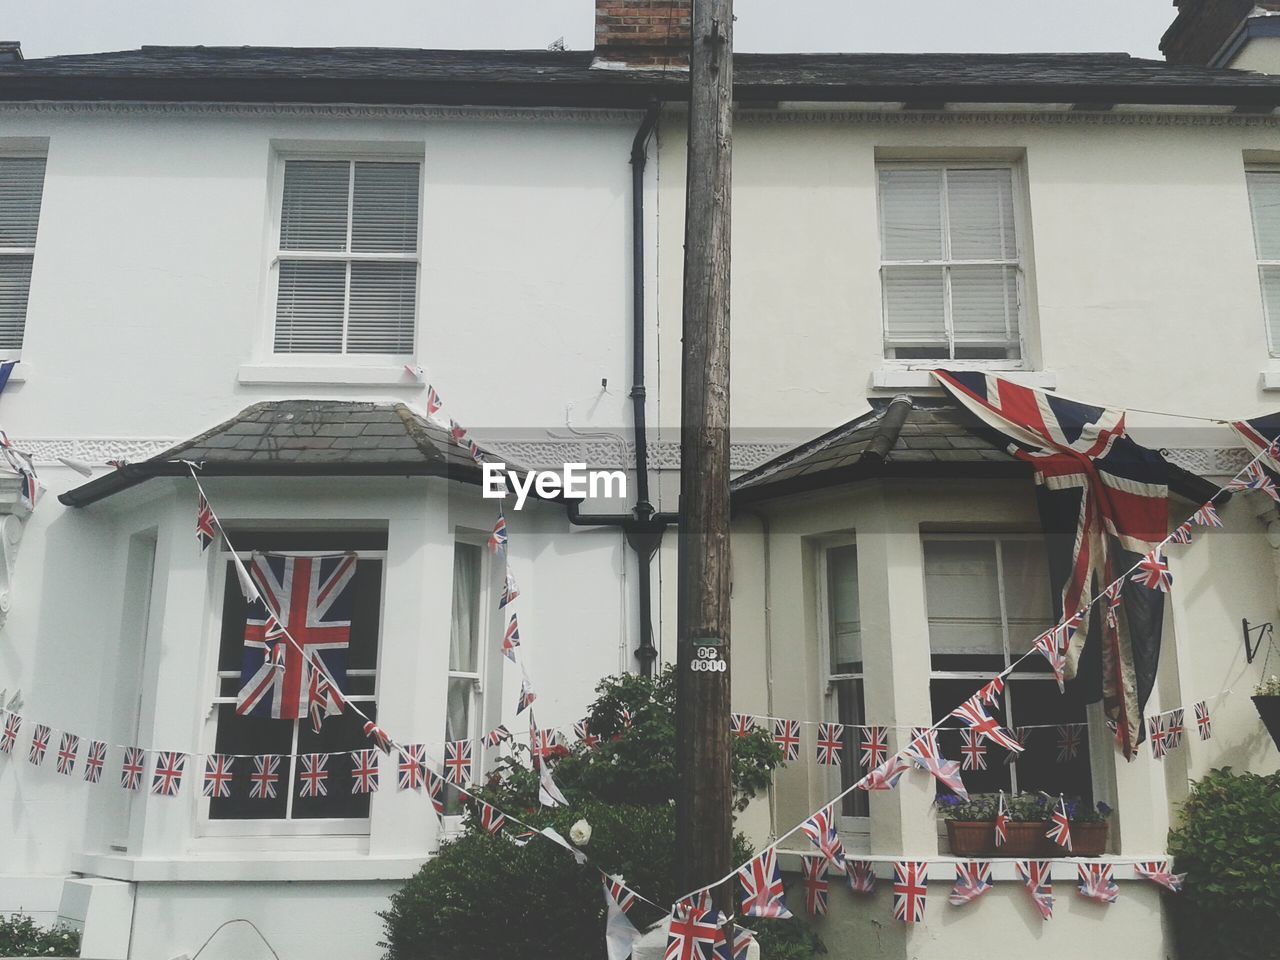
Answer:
[
  {"left": 946, "top": 820, "right": 996, "bottom": 857},
  {"left": 1068, "top": 821, "right": 1109, "bottom": 857},
  {"left": 999, "top": 820, "right": 1054, "bottom": 857},
  {"left": 1253, "top": 695, "right": 1280, "bottom": 750}
]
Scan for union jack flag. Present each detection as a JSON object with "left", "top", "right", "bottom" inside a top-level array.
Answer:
[
  {"left": 476, "top": 801, "right": 506, "bottom": 835},
  {"left": 1033, "top": 619, "right": 1077, "bottom": 692},
  {"left": 203, "top": 755, "right": 234, "bottom": 798},
  {"left": 1131, "top": 551, "right": 1172, "bottom": 593},
  {"left": 306, "top": 667, "right": 345, "bottom": 734},
  {"left": 427, "top": 769, "right": 446, "bottom": 818},
  {"left": 1167, "top": 523, "right": 1193, "bottom": 545},
  {"left": 468, "top": 439, "right": 484, "bottom": 465},
  {"left": 1228, "top": 459, "right": 1280, "bottom": 501},
  {"left": 815, "top": 722, "right": 843, "bottom": 766},
  {"left": 71, "top": 739, "right": 104, "bottom": 786},
  {"left": 862, "top": 754, "right": 911, "bottom": 791},
  {"left": 950, "top": 696, "right": 1023, "bottom": 753},
  {"left": 1165, "top": 708, "right": 1184, "bottom": 750},
  {"left": 121, "top": 747, "right": 146, "bottom": 790},
  {"left": 426, "top": 385, "right": 443, "bottom": 417},
  {"left": 893, "top": 862, "right": 928, "bottom": 924},
  {"left": 800, "top": 804, "right": 845, "bottom": 873},
  {"left": 1046, "top": 796, "right": 1072, "bottom": 851},
  {"left": 1077, "top": 863, "right": 1118, "bottom": 904},
  {"left": 948, "top": 861, "right": 993, "bottom": 906},
  {"left": 1133, "top": 860, "right": 1185, "bottom": 893},
  {"left": 397, "top": 744, "right": 427, "bottom": 791},
  {"left": 714, "top": 924, "right": 755, "bottom": 960},
  {"left": 847, "top": 860, "right": 876, "bottom": 895},
  {"left": 1190, "top": 501, "right": 1223, "bottom": 528},
  {"left": 1148, "top": 715, "right": 1167, "bottom": 760},
  {"left": 664, "top": 903, "right": 724, "bottom": 960},
  {"left": 237, "top": 553, "right": 356, "bottom": 721},
  {"left": 607, "top": 876, "right": 637, "bottom": 914},
  {"left": 250, "top": 755, "right": 281, "bottom": 799},
  {"left": 731, "top": 713, "right": 755, "bottom": 738},
  {"left": 530, "top": 727, "right": 560, "bottom": 767},
  {"left": 443, "top": 739, "right": 472, "bottom": 787},
  {"left": 0, "top": 712, "right": 20, "bottom": 754},
  {"left": 350, "top": 749, "right": 380, "bottom": 794},
  {"left": 498, "top": 571, "right": 519, "bottom": 609},
  {"left": 488, "top": 511, "right": 507, "bottom": 555},
  {"left": 676, "top": 891, "right": 712, "bottom": 917},
  {"left": 299, "top": 754, "right": 329, "bottom": 798},
  {"left": 800, "top": 857, "right": 829, "bottom": 916},
  {"left": 738, "top": 848, "right": 792, "bottom": 919},
  {"left": 959, "top": 729, "right": 987, "bottom": 771},
  {"left": 56, "top": 733, "right": 79, "bottom": 776},
  {"left": 1055, "top": 725, "right": 1081, "bottom": 763},
  {"left": 517, "top": 676, "right": 537, "bottom": 714},
  {"left": 994, "top": 792, "right": 1009, "bottom": 848},
  {"left": 1194, "top": 700, "right": 1211, "bottom": 740},
  {"left": 573, "top": 719, "right": 599, "bottom": 748},
  {"left": 978, "top": 675, "right": 1005, "bottom": 706},
  {"left": 0, "top": 430, "right": 41, "bottom": 511},
  {"left": 771, "top": 718, "right": 800, "bottom": 761},
  {"left": 1103, "top": 580, "right": 1124, "bottom": 629},
  {"left": 905, "top": 728, "right": 968, "bottom": 799},
  {"left": 859, "top": 726, "right": 887, "bottom": 769},
  {"left": 28, "top": 723, "right": 49, "bottom": 766},
  {"left": 196, "top": 493, "right": 217, "bottom": 551},
  {"left": 1016, "top": 860, "right": 1055, "bottom": 920},
  {"left": 363, "top": 721, "right": 392, "bottom": 753},
  {"left": 151, "top": 752, "right": 186, "bottom": 797},
  {"left": 484, "top": 725, "right": 511, "bottom": 748},
  {"left": 502, "top": 613, "right": 520, "bottom": 662},
  {"left": 449, "top": 419, "right": 467, "bottom": 444}
]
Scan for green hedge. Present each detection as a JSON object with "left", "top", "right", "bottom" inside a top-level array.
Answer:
[
  {"left": 1168, "top": 767, "right": 1280, "bottom": 959},
  {"left": 0, "top": 914, "right": 81, "bottom": 957}
]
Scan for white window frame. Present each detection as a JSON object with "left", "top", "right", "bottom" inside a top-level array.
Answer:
[
  {"left": 0, "top": 149, "right": 48, "bottom": 361},
  {"left": 265, "top": 152, "right": 424, "bottom": 362},
  {"left": 197, "top": 547, "right": 387, "bottom": 840},
  {"left": 876, "top": 161, "right": 1030, "bottom": 367},
  {"left": 921, "top": 531, "right": 1104, "bottom": 804},
  {"left": 1245, "top": 166, "right": 1280, "bottom": 357},
  {"left": 815, "top": 536, "right": 870, "bottom": 839}
]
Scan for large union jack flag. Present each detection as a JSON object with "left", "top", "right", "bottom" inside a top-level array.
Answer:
[
  {"left": 83, "top": 740, "right": 107, "bottom": 784},
  {"left": 934, "top": 370, "right": 1170, "bottom": 758},
  {"left": 237, "top": 553, "right": 357, "bottom": 722},
  {"left": 893, "top": 862, "right": 928, "bottom": 923},
  {"left": 738, "top": 849, "right": 792, "bottom": 919},
  {"left": 800, "top": 856, "right": 829, "bottom": 916}
]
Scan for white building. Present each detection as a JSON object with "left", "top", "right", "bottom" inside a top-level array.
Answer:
[{"left": 0, "top": 0, "right": 1278, "bottom": 957}]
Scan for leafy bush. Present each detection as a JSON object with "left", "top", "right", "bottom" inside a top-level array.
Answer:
[
  {"left": 1168, "top": 767, "right": 1280, "bottom": 959},
  {"left": 380, "top": 669, "right": 820, "bottom": 960},
  {"left": 0, "top": 914, "right": 81, "bottom": 957}
]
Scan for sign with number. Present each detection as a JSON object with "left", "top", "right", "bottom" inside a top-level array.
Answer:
[{"left": 690, "top": 639, "right": 727, "bottom": 673}]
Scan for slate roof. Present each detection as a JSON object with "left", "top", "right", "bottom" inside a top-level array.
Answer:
[
  {"left": 7, "top": 47, "right": 1280, "bottom": 109},
  {"left": 59, "top": 399, "right": 516, "bottom": 507},
  {"left": 731, "top": 397, "right": 1217, "bottom": 507}
]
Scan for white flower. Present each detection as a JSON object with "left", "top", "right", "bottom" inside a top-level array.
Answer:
[{"left": 569, "top": 818, "right": 592, "bottom": 846}]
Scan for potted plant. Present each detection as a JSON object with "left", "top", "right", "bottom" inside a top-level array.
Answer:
[
  {"left": 1254, "top": 675, "right": 1280, "bottom": 750},
  {"left": 938, "top": 793, "right": 999, "bottom": 856},
  {"left": 1068, "top": 799, "right": 1113, "bottom": 857}
]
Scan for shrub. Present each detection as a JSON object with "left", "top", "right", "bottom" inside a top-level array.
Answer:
[
  {"left": 0, "top": 914, "right": 81, "bottom": 957},
  {"left": 380, "top": 669, "right": 821, "bottom": 960},
  {"left": 1168, "top": 767, "right": 1280, "bottom": 959}
]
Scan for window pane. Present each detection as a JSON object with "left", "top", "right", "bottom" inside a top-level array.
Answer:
[
  {"left": 1248, "top": 170, "right": 1280, "bottom": 261},
  {"left": 1261, "top": 265, "right": 1280, "bottom": 353},
  {"left": 833, "top": 679, "right": 869, "bottom": 818},
  {"left": 879, "top": 167, "right": 943, "bottom": 260},
  {"left": 0, "top": 157, "right": 46, "bottom": 248},
  {"left": 352, "top": 162, "right": 419, "bottom": 253},
  {"left": 449, "top": 544, "right": 482, "bottom": 673},
  {"left": 348, "top": 560, "right": 383, "bottom": 673},
  {"left": 445, "top": 677, "right": 472, "bottom": 744},
  {"left": 0, "top": 255, "right": 33, "bottom": 350},
  {"left": 883, "top": 265, "right": 946, "bottom": 347},
  {"left": 924, "top": 540, "right": 1004, "bottom": 669},
  {"left": 293, "top": 706, "right": 375, "bottom": 820},
  {"left": 347, "top": 261, "right": 416, "bottom": 354},
  {"left": 946, "top": 168, "right": 1016, "bottom": 261},
  {"left": 1000, "top": 540, "right": 1055, "bottom": 655},
  {"left": 827, "top": 545, "right": 861, "bottom": 673},
  {"left": 280, "top": 160, "right": 350, "bottom": 252},
  {"left": 932, "top": 678, "right": 1012, "bottom": 798},
  {"left": 208, "top": 707, "right": 293, "bottom": 820},
  {"left": 949, "top": 264, "right": 1019, "bottom": 353},
  {"left": 275, "top": 260, "right": 345, "bottom": 353},
  {"left": 1008, "top": 679, "right": 1092, "bottom": 803}
]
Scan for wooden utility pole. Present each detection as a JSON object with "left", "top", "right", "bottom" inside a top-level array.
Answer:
[{"left": 675, "top": 0, "right": 734, "bottom": 909}]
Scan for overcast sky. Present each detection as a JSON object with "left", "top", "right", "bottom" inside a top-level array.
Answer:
[{"left": 8, "top": 0, "right": 1178, "bottom": 61}]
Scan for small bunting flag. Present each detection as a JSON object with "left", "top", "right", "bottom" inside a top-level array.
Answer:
[
  {"left": 121, "top": 747, "right": 146, "bottom": 791},
  {"left": 738, "top": 848, "right": 792, "bottom": 919},
  {"left": 772, "top": 718, "right": 801, "bottom": 761},
  {"left": 250, "top": 755, "right": 281, "bottom": 799},
  {"left": 397, "top": 744, "right": 428, "bottom": 791},
  {"left": 1077, "top": 863, "right": 1118, "bottom": 904},
  {"left": 1046, "top": 796, "right": 1072, "bottom": 852},
  {"left": 847, "top": 860, "right": 876, "bottom": 895},
  {"left": 1016, "top": 860, "right": 1055, "bottom": 920},
  {"left": 477, "top": 801, "right": 506, "bottom": 836},
  {"left": 815, "top": 722, "right": 844, "bottom": 766},
  {"left": 55, "top": 733, "right": 79, "bottom": 776},
  {"left": 959, "top": 729, "right": 987, "bottom": 771},
  {"left": 443, "top": 739, "right": 473, "bottom": 787},
  {"left": 1055, "top": 724, "right": 1081, "bottom": 763},
  {"left": 502, "top": 614, "right": 521, "bottom": 662},
  {"left": 858, "top": 726, "right": 887, "bottom": 769},
  {"left": 298, "top": 754, "right": 329, "bottom": 798},
  {"left": 1194, "top": 700, "right": 1212, "bottom": 740},
  {"left": 202, "top": 754, "right": 233, "bottom": 798},
  {"left": 83, "top": 740, "right": 107, "bottom": 784},
  {"left": 363, "top": 721, "right": 392, "bottom": 754},
  {"left": 801, "top": 857, "right": 829, "bottom": 916},
  {"left": 799, "top": 805, "right": 846, "bottom": 873},
  {"left": 731, "top": 713, "right": 755, "bottom": 738},
  {"left": 350, "top": 749, "right": 380, "bottom": 794},
  {"left": 28, "top": 723, "right": 49, "bottom": 766},
  {"left": 1134, "top": 860, "right": 1185, "bottom": 893},
  {"left": 948, "top": 861, "right": 993, "bottom": 907},
  {"left": 0, "top": 712, "right": 20, "bottom": 754},
  {"left": 1131, "top": 551, "right": 1172, "bottom": 592},
  {"left": 151, "top": 751, "right": 186, "bottom": 797},
  {"left": 1190, "top": 501, "right": 1223, "bottom": 528},
  {"left": 892, "top": 862, "right": 928, "bottom": 924},
  {"left": 196, "top": 492, "right": 216, "bottom": 551},
  {"left": 862, "top": 754, "right": 911, "bottom": 791}
]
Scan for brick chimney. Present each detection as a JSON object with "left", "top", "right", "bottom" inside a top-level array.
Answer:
[
  {"left": 593, "top": 0, "right": 691, "bottom": 70},
  {"left": 1161, "top": 1, "right": 1280, "bottom": 68},
  {"left": 0, "top": 42, "right": 22, "bottom": 64}
]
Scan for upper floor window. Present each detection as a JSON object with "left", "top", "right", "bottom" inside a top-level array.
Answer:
[
  {"left": 877, "top": 164, "right": 1024, "bottom": 362},
  {"left": 444, "top": 541, "right": 493, "bottom": 815},
  {"left": 0, "top": 156, "right": 47, "bottom": 354},
  {"left": 820, "top": 542, "right": 869, "bottom": 823},
  {"left": 1245, "top": 169, "right": 1280, "bottom": 355},
  {"left": 273, "top": 159, "right": 420, "bottom": 356},
  {"left": 923, "top": 535, "right": 1094, "bottom": 803}
]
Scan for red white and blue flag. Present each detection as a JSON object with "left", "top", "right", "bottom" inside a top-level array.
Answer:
[
  {"left": 959, "top": 729, "right": 987, "bottom": 771},
  {"left": 488, "top": 511, "right": 508, "bottom": 555},
  {"left": 859, "top": 726, "right": 887, "bottom": 769},
  {"left": 573, "top": 719, "right": 599, "bottom": 748},
  {"left": 237, "top": 553, "right": 357, "bottom": 721},
  {"left": 306, "top": 667, "right": 346, "bottom": 734},
  {"left": 934, "top": 370, "right": 1171, "bottom": 758},
  {"left": 1148, "top": 715, "right": 1168, "bottom": 760},
  {"left": 1046, "top": 796, "right": 1073, "bottom": 851},
  {"left": 427, "top": 769, "right": 446, "bottom": 818},
  {"left": 0, "top": 430, "right": 41, "bottom": 511},
  {"left": 56, "top": 733, "right": 79, "bottom": 776},
  {"left": 905, "top": 728, "right": 968, "bottom": 799},
  {"left": 772, "top": 718, "right": 801, "bottom": 761},
  {"left": 664, "top": 903, "right": 724, "bottom": 960},
  {"left": 397, "top": 744, "right": 427, "bottom": 791},
  {"left": 1134, "top": 860, "right": 1185, "bottom": 893},
  {"left": 1228, "top": 460, "right": 1280, "bottom": 501},
  {"left": 847, "top": 860, "right": 876, "bottom": 895},
  {"left": 1016, "top": 860, "right": 1055, "bottom": 920},
  {"left": 1055, "top": 725, "right": 1081, "bottom": 763},
  {"left": 994, "top": 792, "right": 1009, "bottom": 848},
  {"left": 196, "top": 493, "right": 217, "bottom": 551},
  {"left": 426, "top": 385, "right": 443, "bottom": 417},
  {"left": 731, "top": 713, "right": 755, "bottom": 738},
  {"left": 1167, "top": 523, "right": 1193, "bottom": 545},
  {"left": 299, "top": 754, "right": 329, "bottom": 798},
  {"left": 948, "top": 861, "right": 993, "bottom": 906},
  {"left": 738, "top": 849, "right": 792, "bottom": 919},
  {"left": 83, "top": 740, "right": 107, "bottom": 784},
  {"left": 363, "top": 721, "right": 392, "bottom": 754},
  {"left": 1033, "top": 619, "right": 1078, "bottom": 693},
  {"left": 1130, "top": 551, "right": 1172, "bottom": 593},
  {"left": 0, "top": 712, "right": 20, "bottom": 754},
  {"left": 1194, "top": 700, "right": 1212, "bottom": 740},
  {"left": 800, "top": 804, "right": 846, "bottom": 873},
  {"left": 951, "top": 696, "right": 1023, "bottom": 753},
  {"left": 893, "top": 862, "right": 928, "bottom": 924},
  {"left": 484, "top": 725, "right": 511, "bottom": 748},
  {"left": 517, "top": 675, "right": 537, "bottom": 714},
  {"left": 477, "top": 801, "right": 506, "bottom": 835},
  {"left": 862, "top": 754, "right": 911, "bottom": 791},
  {"left": 444, "top": 739, "right": 473, "bottom": 787},
  {"left": 28, "top": 723, "right": 49, "bottom": 766},
  {"left": 151, "top": 752, "right": 186, "bottom": 797},
  {"left": 499, "top": 572, "right": 520, "bottom": 609},
  {"left": 530, "top": 727, "right": 560, "bottom": 768},
  {"left": 350, "top": 749, "right": 380, "bottom": 794},
  {"left": 801, "top": 857, "right": 829, "bottom": 916},
  {"left": 121, "top": 747, "right": 146, "bottom": 791},
  {"left": 250, "top": 755, "right": 281, "bottom": 799},
  {"left": 1077, "top": 863, "right": 1118, "bottom": 904},
  {"left": 1190, "top": 501, "right": 1223, "bottom": 528},
  {"left": 203, "top": 754, "right": 234, "bottom": 798},
  {"left": 978, "top": 675, "right": 1005, "bottom": 707},
  {"left": 502, "top": 613, "right": 521, "bottom": 662},
  {"left": 815, "top": 722, "right": 843, "bottom": 766},
  {"left": 1165, "top": 708, "right": 1185, "bottom": 750}
]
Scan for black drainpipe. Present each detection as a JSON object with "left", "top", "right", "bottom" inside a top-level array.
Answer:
[{"left": 566, "top": 100, "right": 678, "bottom": 676}]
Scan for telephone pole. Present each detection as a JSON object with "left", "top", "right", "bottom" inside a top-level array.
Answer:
[{"left": 675, "top": 0, "right": 734, "bottom": 910}]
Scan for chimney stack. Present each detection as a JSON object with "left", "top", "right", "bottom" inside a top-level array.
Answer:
[
  {"left": 593, "top": 0, "right": 691, "bottom": 70},
  {"left": 0, "top": 42, "right": 23, "bottom": 64},
  {"left": 1161, "top": 1, "right": 1280, "bottom": 68}
]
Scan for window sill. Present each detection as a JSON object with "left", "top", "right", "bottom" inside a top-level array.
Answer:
[
  {"left": 1259, "top": 368, "right": 1280, "bottom": 391},
  {"left": 871, "top": 366, "right": 1056, "bottom": 392},
  {"left": 75, "top": 851, "right": 427, "bottom": 883},
  {"left": 777, "top": 850, "right": 1161, "bottom": 881},
  {"left": 238, "top": 362, "right": 420, "bottom": 387}
]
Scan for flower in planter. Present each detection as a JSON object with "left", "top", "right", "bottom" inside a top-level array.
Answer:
[
  {"left": 569, "top": 818, "right": 592, "bottom": 846},
  {"left": 1255, "top": 675, "right": 1280, "bottom": 697}
]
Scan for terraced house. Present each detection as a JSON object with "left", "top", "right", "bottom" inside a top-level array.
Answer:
[{"left": 0, "top": 0, "right": 1278, "bottom": 957}]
